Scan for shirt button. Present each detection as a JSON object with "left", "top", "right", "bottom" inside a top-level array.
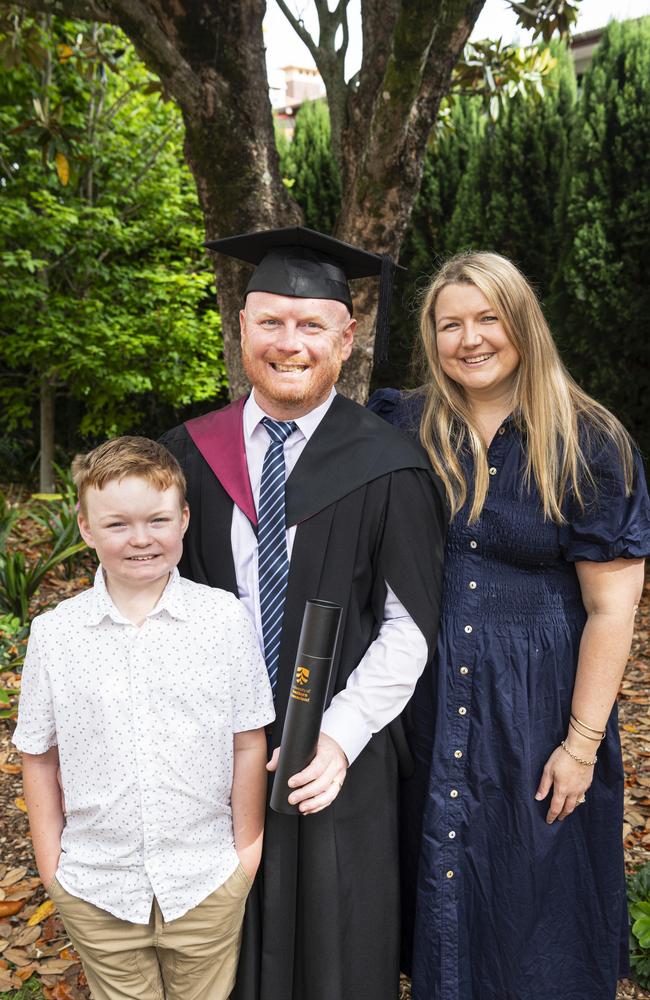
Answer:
[
  {"left": 446, "top": 870, "right": 455, "bottom": 879},
  {"left": 498, "top": 426, "right": 506, "bottom": 436},
  {"left": 450, "top": 789, "right": 459, "bottom": 798},
  {"left": 458, "top": 706, "right": 467, "bottom": 715},
  {"left": 454, "top": 750, "right": 463, "bottom": 759},
  {"left": 469, "top": 540, "right": 478, "bottom": 549},
  {"left": 464, "top": 625, "right": 473, "bottom": 633},
  {"left": 489, "top": 466, "right": 497, "bottom": 476},
  {"left": 459, "top": 666, "right": 469, "bottom": 675},
  {"left": 468, "top": 580, "right": 477, "bottom": 589},
  {"left": 448, "top": 831, "right": 456, "bottom": 839}
]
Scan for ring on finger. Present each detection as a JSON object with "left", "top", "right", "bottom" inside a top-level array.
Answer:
[
  {"left": 332, "top": 778, "right": 343, "bottom": 791},
  {"left": 577, "top": 794, "right": 586, "bottom": 804}
]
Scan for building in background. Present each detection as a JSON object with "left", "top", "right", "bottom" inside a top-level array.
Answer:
[{"left": 270, "top": 65, "right": 326, "bottom": 138}]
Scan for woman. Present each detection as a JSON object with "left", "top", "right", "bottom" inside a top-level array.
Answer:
[{"left": 369, "top": 252, "right": 650, "bottom": 1000}]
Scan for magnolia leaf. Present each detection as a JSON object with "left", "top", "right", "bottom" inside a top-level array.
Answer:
[
  {"left": 26, "top": 898, "right": 56, "bottom": 926},
  {"left": 55, "top": 151, "right": 70, "bottom": 186}
]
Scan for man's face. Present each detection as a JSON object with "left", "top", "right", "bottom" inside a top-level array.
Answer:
[{"left": 240, "top": 292, "right": 356, "bottom": 419}]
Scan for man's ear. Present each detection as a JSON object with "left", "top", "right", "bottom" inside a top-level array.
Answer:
[
  {"left": 340, "top": 316, "right": 356, "bottom": 361},
  {"left": 239, "top": 308, "right": 247, "bottom": 347}
]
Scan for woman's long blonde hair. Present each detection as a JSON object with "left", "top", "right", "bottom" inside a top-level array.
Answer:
[{"left": 418, "top": 251, "right": 633, "bottom": 523}]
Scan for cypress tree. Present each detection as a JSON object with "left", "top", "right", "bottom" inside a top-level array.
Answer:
[
  {"left": 448, "top": 42, "right": 576, "bottom": 295},
  {"left": 376, "top": 97, "right": 482, "bottom": 390},
  {"left": 277, "top": 99, "right": 341, "bottom": 234},
  {"left": 554, "top": 18, "right": 650, "bottom": 452}
]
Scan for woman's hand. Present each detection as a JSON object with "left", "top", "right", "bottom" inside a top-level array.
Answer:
[{"left": 535, "top": 743, "right": 594, "bottom": 824}]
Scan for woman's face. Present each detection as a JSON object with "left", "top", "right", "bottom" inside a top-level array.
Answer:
[{"left": 434, "top": 282, "right": 520, "bottom": 404}]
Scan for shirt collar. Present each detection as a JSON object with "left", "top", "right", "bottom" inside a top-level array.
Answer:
[
  {"left": 86, "top": 565, "right": 188, "bottom": 626},
  {"left": 245, "top": 387, "right": 336, "bottom": 444}
]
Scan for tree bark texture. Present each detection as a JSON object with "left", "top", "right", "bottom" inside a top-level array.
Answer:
[
  {"left": 8, "top": 0, "right": 486, "bottom": 402},
  {"left": 39, "top": 379, "right": 56, "bottom": 493}
]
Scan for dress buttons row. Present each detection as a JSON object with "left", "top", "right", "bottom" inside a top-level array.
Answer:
[
  {"left": 469, "top": 540, "right": 478, "bottom": 549},
  {"left": 459, "top": 666, "right": 469, "bottom": 675},
  {"left": 497, "top": 426, "right": 506, "bottom": 436},
  {"left": 458, "top": 706, "right": 467, "bottom": 716},
  {"left": 446, "top": 870, "right": 455, "bottom": 879},
  {"left": 464, "top": 625, "right": 473, "bottom": 633},
  {"left": 454, "top": 750, "right": 463, "bottom": 759},
  {"left": 468, "top": 580, "right": 477, "bottom": 589},
  {"left": 489, "top": 466, "right": 497, "bottom": 476},
  {"left": 448, "top": 831, "right": 456, "bottom": 839},
  {"left": 450, "top": 789, "right": 459, "bottom": 798}
]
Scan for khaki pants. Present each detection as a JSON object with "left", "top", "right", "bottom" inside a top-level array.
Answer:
[{"left": 48, "top": 865, "right": 251, "bottom": 1000}]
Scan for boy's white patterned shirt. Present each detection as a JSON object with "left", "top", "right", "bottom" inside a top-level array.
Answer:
[{"left": 13, "top": 567, "right": 274, "bottom": 923}]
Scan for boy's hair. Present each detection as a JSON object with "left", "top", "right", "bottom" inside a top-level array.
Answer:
[{"left": 72, "top": 436, "right": 187, "bottom": 516}]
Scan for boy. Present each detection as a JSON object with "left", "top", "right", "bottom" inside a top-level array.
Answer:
[{"left": 13, "top": 436, "right": 274, "bottom": 1000}]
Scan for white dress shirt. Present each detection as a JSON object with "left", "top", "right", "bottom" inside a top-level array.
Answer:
[
  {"left": 231, "top": 388, "right": 428, "bottom": 765},
  {"left": 13, "top": 567, "right": 275, "bottom": 923}
]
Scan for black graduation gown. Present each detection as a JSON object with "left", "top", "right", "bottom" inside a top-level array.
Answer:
[{"left": 161, "top": 393, "right": 445, "bottom": 1000}]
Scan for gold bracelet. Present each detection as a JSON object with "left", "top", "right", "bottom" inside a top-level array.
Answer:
[
  {"left": 570, "top": 713, "right": 605, "bottom": 738},
  {"left": 569, "top": 719, "right": 603, "bottom": 742},
  {"left": 560, "top": 740, "right": 597, "bottom": 766}
]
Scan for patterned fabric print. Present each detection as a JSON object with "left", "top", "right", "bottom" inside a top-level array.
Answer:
[
  {"left": 258, "top": 418, "right": 297, "bottom": 692},
  {"left": 13, "top": 568, "right": 274, "bottom": 924}
]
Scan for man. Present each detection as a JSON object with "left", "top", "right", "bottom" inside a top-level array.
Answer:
[{"left": 161, "top": 227, "right": 445, "bottom": 1000}]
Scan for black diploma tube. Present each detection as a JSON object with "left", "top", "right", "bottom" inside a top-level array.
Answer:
[{"left": 270, "top": 599, "right": 342, "bottom": 815}]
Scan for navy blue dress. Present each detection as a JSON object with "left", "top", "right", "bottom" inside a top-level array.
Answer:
[{"left": 369, "top": 388, "right": 650, "bottom": 1000}]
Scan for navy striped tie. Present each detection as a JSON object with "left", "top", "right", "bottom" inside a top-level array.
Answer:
[{"left": 258, "top": 417, "right": 297, "bottom": 693}]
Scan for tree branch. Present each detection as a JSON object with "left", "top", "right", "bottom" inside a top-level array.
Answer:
[
  {"left": 274, "top": 0, "right": 321, "bottom": 65},
  {"left": 0, "top": 0, "right": 115, "bottom": 22},
  {"left": 7, "top": 0, "right": 201, "bottom": 110}
]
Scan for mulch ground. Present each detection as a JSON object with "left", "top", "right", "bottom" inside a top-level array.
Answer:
[{"left": 0, "top": 520, "right": 648, "bottom": 997}]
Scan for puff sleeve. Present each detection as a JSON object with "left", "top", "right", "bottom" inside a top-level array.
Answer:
[{"left": 561, "top": 439, "right": 650, "bottom": 562}]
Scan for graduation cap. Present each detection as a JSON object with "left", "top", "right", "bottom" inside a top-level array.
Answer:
[{"left": 205, "top": 226, "right": 403, "bottom": 366}]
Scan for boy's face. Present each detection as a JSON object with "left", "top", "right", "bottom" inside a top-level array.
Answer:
[{"left": 78, "top": 476, "right": 189, "bottom": 591}]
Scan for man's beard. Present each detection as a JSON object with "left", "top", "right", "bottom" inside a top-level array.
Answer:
[{"left": 241, "top": 347, "right": 343, "bottom": 411}]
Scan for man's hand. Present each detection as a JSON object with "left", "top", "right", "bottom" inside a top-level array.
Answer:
[{"left": 267, "top": 731, "right": 348, "bottom": 815}]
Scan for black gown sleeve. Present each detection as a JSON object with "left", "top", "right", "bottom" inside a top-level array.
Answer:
[{"left": 375, "top": 466, "right": 446, "bottom": 661}]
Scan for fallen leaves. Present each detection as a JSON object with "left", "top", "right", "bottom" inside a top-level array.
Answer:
[{"left": 28, "top": 898, "right": 57, "bottom": 925}]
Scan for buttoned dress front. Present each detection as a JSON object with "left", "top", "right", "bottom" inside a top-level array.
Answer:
[{"left": 369, "top": 389, "right": 650, "bottom": 1000}]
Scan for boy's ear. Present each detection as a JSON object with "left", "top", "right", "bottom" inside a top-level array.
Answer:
[
  {"left": 77, "top": 512, "right": 96, "bottom": 550},
  {"left": 181, "top": 504, "right": 190, "bottom": 537}
]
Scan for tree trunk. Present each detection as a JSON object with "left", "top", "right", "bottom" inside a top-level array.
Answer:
[
  {"left": 39, "top": 379, "right": 56, "bottom": 492},
  {"left": 9, "top": 0, "right": 484, "bottom": 402}
]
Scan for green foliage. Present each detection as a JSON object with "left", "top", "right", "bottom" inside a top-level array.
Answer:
[
  {"left": 0, "top": 611, "right": 28, "bottom": 674},
  {"left": 1, "top": 976, "right": 45, "bottom": 999},
  {"left": 30, "top": 476, "right": 84, "bottom": 578},
  {"left": 0, "top": 542, "right": 86, "bottom": 624},
  {"left": 553, "top": 18, "right": 650, "bottom": 454},
  {"left": 375, "top": 96, "right": 482, "bottom": 390},
  {"left": 376, "top": 44, "right": 577, "bottom": 392},
  {"left": 0, "top": 15, "right": 225, "bottom": 454},
  {"left": 448, "top": 41, "right": 576, "bottom": 293},
  {"left": 277, "top": 100, "right": 341, "bottom": 233},
  {"left": 0, "top": 492, "right": 20, "bottom": 548},
  {"left": 627, "top": 862, "right": 650, "bottom": 988}
]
